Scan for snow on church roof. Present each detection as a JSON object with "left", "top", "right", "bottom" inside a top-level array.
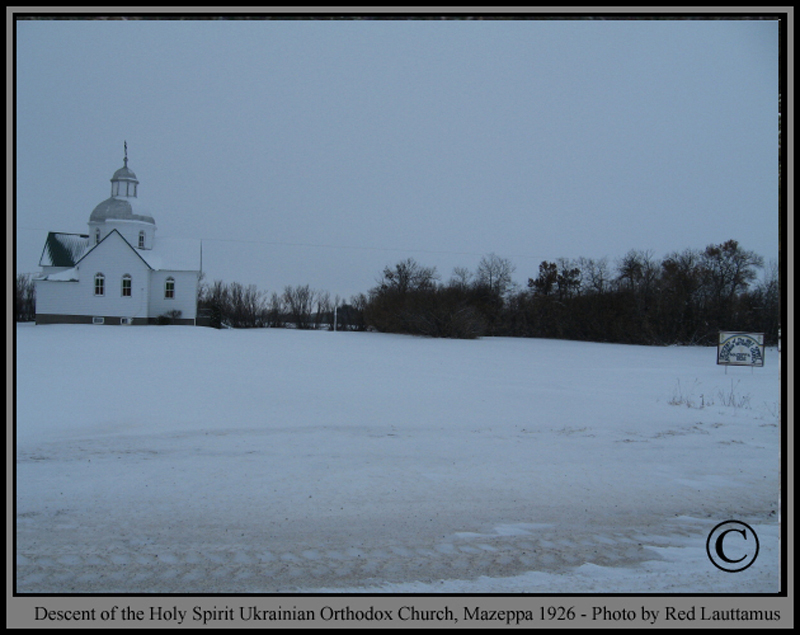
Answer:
[
  {"left": 39, "top": 232, "right": 89, "bottom": 267},
  {"left": 89, "top": 196, "right": 155, "bottom": 225},
  {"left": 42, "top": 266, "right": 80, "bottom": 281},
  {"left": 38, "top": 235, "right": 201, "bottom": 281},
  {"left": 139, "top": 237, "right": 202, "bottom": 272},
  {"left": 112, "top": 165, "right": 138, "bottom": 182}
]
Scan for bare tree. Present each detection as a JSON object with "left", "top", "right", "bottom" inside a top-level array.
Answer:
[
  {"left": 377, "top": 258, "right": 439, "bottom": 294},
  {"left": 344, "top": 293, "right": 368, "bottom": 331},
  {"left": 616, "top": 249, "right": 645, "bottom": 291},
  {"left": 555, "top": 257, "right": 582, "bottom": 299},
  {"left": 701, "top": 239, "right": 764, "bottom": 309},
  {"left": 283, "top": 284, "right": 317, "bottom": 329},
  {"left": 200, "top": 279, "right": 229, "bottom": 328},
  {"left": 476, "top": 253, "right": 516, "bottom": 297},
  {"left": 448, "top": 266, "right": 473, "bottom": 290},
  {"left": 15, "top": 273, "right": 36, "bottom": 322},
  {"left": 315, "top": 290, "right": 332, "bottom": 330},
  {"left": 267, "top": 291, "right": 285, "bottom": 328},
  {"left": 577, "top": 256, "right": 610, "bottom": 294}
]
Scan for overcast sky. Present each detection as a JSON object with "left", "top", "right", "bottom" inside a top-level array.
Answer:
[{"left": 15, "top": 15, "right": 780, "bottom": 300}]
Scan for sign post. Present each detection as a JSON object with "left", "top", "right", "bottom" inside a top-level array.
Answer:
[{"left": 717, "top": 332, "right": 765, "bottom": 369}]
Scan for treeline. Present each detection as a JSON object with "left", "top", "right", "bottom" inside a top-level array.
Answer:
[
  {"left": 197, "top": 279, "right": 368, "bottom": 332},
  {"left": 16, "top": 239, "right": 781, "bottom": 347},
  {"left": 364, "top": 240, "right": 781, "bottom": 345},
  {"left": 15, "top": 273, "right": 36, "bottom": 322}
]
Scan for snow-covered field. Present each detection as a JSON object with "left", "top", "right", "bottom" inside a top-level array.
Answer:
[{"left": 15, "top": 323, "right": 782, "bottom": 594}]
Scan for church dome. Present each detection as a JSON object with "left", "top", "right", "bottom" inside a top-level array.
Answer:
[
  {"left": 89, "top": 197, "right": 155, "bottom": 224},
  {"left": 89, "top": 145, "right": 154, "bottom": 225},
  {"left": 112, "top": 165, "right": 138, "bottom": 182}
]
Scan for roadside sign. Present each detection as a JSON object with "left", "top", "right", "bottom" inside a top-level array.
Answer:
[{"left": 717, "top": 332, "right": 765, "bottom": 367}]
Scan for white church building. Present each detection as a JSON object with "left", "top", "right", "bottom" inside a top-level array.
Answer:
[{"left": 34, "top": 148, "right": 202, "bottom": 326}]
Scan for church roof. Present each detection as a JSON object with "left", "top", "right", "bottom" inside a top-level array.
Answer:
[
  {"left": 139, "top": 237, "right": 202, "bottom": 272},
  {"left": 40, "top": 266, "right": 80, "bottom": 282},
  {"left": 112, "top": 165, "right": 138, "bottom": 182},
  {"left": 38, "top": 232, "right": 89, "bottom": 267},
  {"left": 39, "top": 231, "right": 200, "bottom": 280},
  {"left": 89, "top": 196, "right": 155, "bottom": 224}
]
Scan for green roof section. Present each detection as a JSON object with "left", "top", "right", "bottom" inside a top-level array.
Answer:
[{"left": 39, "top": 232, "right": 89, "bottom": 268}]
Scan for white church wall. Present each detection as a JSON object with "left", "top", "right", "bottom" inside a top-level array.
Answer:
[
  {"left": 73, "top": 234, "right": 153, "bottom": 320},
  {"left": 101, "top": 219, "right": 155, "bottom": 250},
  {"left": 34, "top": 279, "right": 81, "bottom": 317},
  {"left": 148, "top": 270, "right": 199, "bottom": 322}
]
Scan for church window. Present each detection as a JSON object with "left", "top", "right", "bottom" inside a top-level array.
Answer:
[
  {"left": 95, "top": 228, "right": 101, "bottom": 244},
  {"left": 165, "top": 277, "right": 175, "bottom": 299},
  {"left": 94, "top": 273, "right": 105, "bottom": 296},
  {"left": 122, "top": 274, "right": 132, "bottom": 297},
  {"left": 138, "top": 231, "right": 145, "bottom": 248}
]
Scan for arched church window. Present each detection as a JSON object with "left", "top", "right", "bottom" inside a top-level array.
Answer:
[
  {"left": 165, "top": 277, "right": 175, "bottom": 299},
  {"left": 94, "top": 273, "right": 105, "bottom": 296},
  {"left": 121, "top": 274, "right": 132, "bottom": 297}
]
